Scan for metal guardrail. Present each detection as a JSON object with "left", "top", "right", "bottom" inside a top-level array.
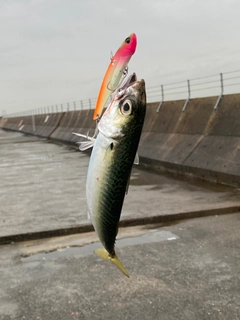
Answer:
[
  {"left": 153, "top": 70, "right": 240, "bottom": 112},
  {"left": 3, "top": 70, "right": 240, "bottom": 118},
  {"left": 2, "top": 98, "right": 97, "bottom": 118}
]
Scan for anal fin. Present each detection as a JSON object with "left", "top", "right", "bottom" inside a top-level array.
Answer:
[{"left": 134, "top": 152, "right": 139, "bottom": 165}]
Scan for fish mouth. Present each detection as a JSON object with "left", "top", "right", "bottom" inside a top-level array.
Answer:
[
  {"left": 115, "top": 73, "right": 145, "bottom": 103},
  {"left": 119, "top": 73, "right": 137, "bottom": 91}
]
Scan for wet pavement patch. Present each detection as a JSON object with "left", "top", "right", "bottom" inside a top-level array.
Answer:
[{"left": 20, "top": 228, "right": 178, "bottom": 262}]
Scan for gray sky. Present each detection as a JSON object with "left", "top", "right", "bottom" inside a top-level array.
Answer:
[{"left": 1, "top": 0, "right": 240, "bottom": 114}]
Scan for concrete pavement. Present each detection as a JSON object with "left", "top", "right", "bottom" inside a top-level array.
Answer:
[{"left": 1, "top": 213, "right": 240, "bottom": 319}]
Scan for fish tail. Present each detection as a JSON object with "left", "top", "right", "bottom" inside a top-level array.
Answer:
[{"left": 95, "top": 248, "right": 129, "bottom": 278}]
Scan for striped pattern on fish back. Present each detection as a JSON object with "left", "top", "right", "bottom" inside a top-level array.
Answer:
[{"left": 97, "top": 121, "right": 144, "bottom": 255}]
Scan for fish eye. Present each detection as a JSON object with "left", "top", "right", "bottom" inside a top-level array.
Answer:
[
  {"left": 125, "top": 37, "right": 131, "bottom": 44},
  {"left": 120, "top": 100, "right": 132, "bottom": 115}
]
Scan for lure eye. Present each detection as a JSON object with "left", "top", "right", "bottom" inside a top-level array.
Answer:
[
  {"left": 125, "top": 37, "right": 131, "bottom": 44},
  {"left": 120, "top": 100, "right": 132, "bottom": 115}
]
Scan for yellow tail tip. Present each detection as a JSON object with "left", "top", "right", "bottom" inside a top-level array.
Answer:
[{"left": 95, "top": 248, "right": 130, "bottom": 278}]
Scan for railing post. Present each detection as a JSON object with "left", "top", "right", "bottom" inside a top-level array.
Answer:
[
  {"left": 89, "top": 99, "right": 92, "bottom": 110},
  {"left": 81, "top": 100, "right": 83, "bottom": 110},
  {"left": 31, "top": 110, "right": 36, "bottom": 132},
  {"left": 156, "top": 85, "right": 164, "bottom": 112},
  {"left": 214, "top": 73, "right": 223, "bottom": 110},
  {"left": 74, "top": 101, "right": 76, "bottom": 111},
  {"left": 182, "top": 79, "right": 190, "bottom": 111}
]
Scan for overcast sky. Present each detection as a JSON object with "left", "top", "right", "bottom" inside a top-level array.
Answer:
[{"left": 1, "top": 0, "right": 240, "bottom": 114}]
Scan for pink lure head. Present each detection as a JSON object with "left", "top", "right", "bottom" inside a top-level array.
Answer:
[{"left": 117, "top": 33, "right": 137, "bottom": 58}]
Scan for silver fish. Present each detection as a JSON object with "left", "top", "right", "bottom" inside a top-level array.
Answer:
[{"left": 85, "top": 74, "right": 146, "bottom": 277}]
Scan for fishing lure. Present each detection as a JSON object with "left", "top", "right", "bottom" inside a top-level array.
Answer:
[{"left": 93, "top": 33, "right": 137, "bottom": 120}]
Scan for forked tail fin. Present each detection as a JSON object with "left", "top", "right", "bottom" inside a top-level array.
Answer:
[{"left": 95, "top": 248, "right": 129, "bottom": 278}]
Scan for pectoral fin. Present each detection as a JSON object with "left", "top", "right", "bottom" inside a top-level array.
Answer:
[
  {"left": 78, "top": 140, "right": 95, "bottom": 151},
  {"left": 72, "top": 132, "right": 96, "bottom": 151}
]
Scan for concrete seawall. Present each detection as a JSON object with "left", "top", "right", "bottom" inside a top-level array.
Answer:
[
  {"left": 50, "top": 109, "right": 96, "bottom": 145},
  {"left": 1, "top": 93, "right": 240, "bottom": 186},
  {"left": 139, "top": 94, "right": 240, "bottom": 186}
]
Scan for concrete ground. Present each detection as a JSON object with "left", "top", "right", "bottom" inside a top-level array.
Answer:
[
  {"left": 1, "top": 213, "right": 240, "bottom": 320},
  {"left": 1, "top": 129, "right": 240, "bottom": 319}
]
